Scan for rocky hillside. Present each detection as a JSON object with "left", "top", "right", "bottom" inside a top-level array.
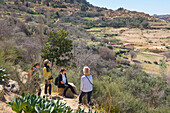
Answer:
[
  {"left": 153, "top": 14, "right": 170, "bottom": 22},
  {"left": 7, "top": 0, "right": 160, "bottom": 21}
]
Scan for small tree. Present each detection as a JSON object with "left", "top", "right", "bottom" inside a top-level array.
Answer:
[{"left": 41, "top": 30, "right": 73, "bottom": 66}]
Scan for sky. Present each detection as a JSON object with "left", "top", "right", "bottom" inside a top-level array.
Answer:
[{"left": 86, "top": 0, "right": 170, "bottom": 15}]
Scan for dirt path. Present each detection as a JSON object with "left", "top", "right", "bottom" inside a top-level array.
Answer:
[{"left": 41, "top": 87, "right": 95, "bottom": 113}]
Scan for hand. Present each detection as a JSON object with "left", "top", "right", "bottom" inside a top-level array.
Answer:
[
  {"left": 61, "top": 81, "right": 64, "bottom": 84},
  {"left": 38, "top": 82, "right": 41, "bottom": 87},
  {"left": 46, "top": 79, "right": 50, "bottom": 84}
]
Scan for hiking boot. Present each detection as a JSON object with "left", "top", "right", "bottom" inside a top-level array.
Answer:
[
  {"left": 49, "top": 95, "right": 52, "bottom": 99},
  {"left": 45, "top": 94, "right": 49, "bottom": 97},
  {"left": 62, "top": 94, "right": 67, "bottom": 98},
  {"left": 88, "top": 108, "right": 92, "bottom": 113},
  {"left": 78, "top": 104, "right": 81, "bottom": 109}
]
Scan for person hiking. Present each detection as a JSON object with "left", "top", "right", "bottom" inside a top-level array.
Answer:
[
  {"left": 78, "top": 66, "right": 93, "bottom": 110},
  {"left": 43, "top": 59, "right": 53, "bottom": 98},
  {"left": 27, "top": 63, "right": 42, "bottom": 96},
  {"left": 57, "top": 68, "right": 78, "bottom": 97}
]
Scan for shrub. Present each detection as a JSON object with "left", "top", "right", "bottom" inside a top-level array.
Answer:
[
  {"left": 52, "top": 4, "right": 67, "bottom": 8},
  {"left": 92, "top": 79, "right": 149, "bottom": 113},
  {"left": 16, "top": 21, "right": 30, "bottom": 36},
  {"left": 119, "top": 59, "right": 130, "bottom": 66},
  {"left": 148, "top": 40, "right": 153, "bottom": 43},
  {"left": 130, "top": 51, "right": 137, "bottom": 61},
  {"left": 26, "top": 8, "right": 36, "bottom": 14},
  {"left": 75, "top": 12, "right": 104, "bottom": 17},
  {"left": 91, "top": 36, "right": 98, "bottom": 42},
  {"left": 92, "top": 68, "right": 169, "bottom": 112},
  {"left": 163, "top": 52, "right": 170, "bottom": 59},
  {"left": 98, "top": 47, "right": 115, "bottom": 60},
  {"left": 103, "top": 38, "right": 109, "bottom": 43},
  {"left": 154, "top": 61, "right": 159, "bottom": 65},
  {"left": 107, "top": 45, "right": 113, "bottom": 50},
  {"left": 0, "top": 19, "right": 13, "bottom": 40},
  {"left": 24, "top": 15, "right": 33, "bottom": 22},
  {"left": 123, "top": 69, "right": 168, "bottom": 107}
]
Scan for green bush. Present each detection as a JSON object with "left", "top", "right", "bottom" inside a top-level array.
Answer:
[
  {"left": 52, "top": 4, "right": 67, "bottom": 8},
  {"left": 92, "top": 68, "right": 170, "bottom": 113},
  {"left": 123, "top": 69, "right": 168, "bottom": 107},
  {"left": 61, "top": 16, "right": 149, "bottom": 29},
  {"left": 92, "top": 79, "right": 149, "bottom": 113},
  {"left": 0, "top": 0, "right": 6, "bottom": 5}
]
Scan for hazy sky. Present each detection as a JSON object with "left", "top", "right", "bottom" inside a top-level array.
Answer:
[{"left": 87, "top": 0, "right": 170, "bottom": 15}]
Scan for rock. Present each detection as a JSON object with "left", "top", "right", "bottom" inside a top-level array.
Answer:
[
  {"left": 5, "top": 80, "right": 20, "bottom": 93},
  {"left": 20, "top": 71, "right": 28, "bottom": 84},
  {"left": 57, "top": 83, "right": 77, "bottom": 98},
  {"left": 57, "top": 88, "right": 64, "bottom": 96}
]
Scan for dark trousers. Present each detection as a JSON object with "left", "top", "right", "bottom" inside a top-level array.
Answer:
[
  {"left": 63, "top": 84, "right": 77, "bottom": 96},
  {"left": 45, "top": 81, "right": 51, "bottom": 95},
  {"left": 33, "top": 79, "right": 41, "bottom": 96},
  {"left": 79, "top": 91, "right": 92, "bottom": 105},
  {"left": 38, "top": 88, "right": 41, "bottom": 96}
]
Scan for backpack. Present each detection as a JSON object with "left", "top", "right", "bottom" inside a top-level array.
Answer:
[{"left": 55, "top": 76, "right": 59, "bottom": 86}]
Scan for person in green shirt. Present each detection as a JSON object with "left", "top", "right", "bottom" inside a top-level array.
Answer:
[{"left": 27, "top": 63, "right": 42, "bottom": 96}]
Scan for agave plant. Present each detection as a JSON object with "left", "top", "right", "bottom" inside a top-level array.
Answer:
[
  {"left": 0, "top": 66, "right": 9, "bottom": 82},
  {"left": 9, "top": 93, "right": 98, "bottom": 113}
]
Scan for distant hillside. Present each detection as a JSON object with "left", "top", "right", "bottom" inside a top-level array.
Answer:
[
  {"left": 153, "top": 14, "right": 170, "bottom": 22},
  {"left": 16, "top": 0, "right": 159, "bottom": 21}
]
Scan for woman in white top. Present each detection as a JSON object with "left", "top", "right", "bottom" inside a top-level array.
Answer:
[{"left": 79, "top": 66, "right": 93, "bottom": 106}]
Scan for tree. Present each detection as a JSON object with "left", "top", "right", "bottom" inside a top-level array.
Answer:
[
  {"left": 117, "top": 7, "right": 125, "bottom": 11},
  {"left": 73, "top": 41, "right": 105, "bottom": 75},
  {"left": 41, "top": 30, "right": 73, "bottom": 66}
]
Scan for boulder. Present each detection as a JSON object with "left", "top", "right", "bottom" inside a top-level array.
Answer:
[
  {"left": 5, "top": 80, "right": 20, "bottom": 93},
  {"left": 57, "top": 83, "right": 77, "bottom": 98}
]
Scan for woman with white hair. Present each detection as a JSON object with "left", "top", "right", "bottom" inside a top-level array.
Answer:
[{"left": 79, "top": 66, "right": 93, "bottom": 107}]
